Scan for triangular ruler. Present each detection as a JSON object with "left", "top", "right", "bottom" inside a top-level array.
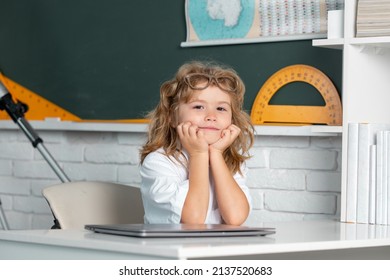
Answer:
[{"left": 0, "top": 72, "right": 81, "bottom": 121}]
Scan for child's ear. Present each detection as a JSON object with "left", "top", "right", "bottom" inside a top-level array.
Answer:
[
  {"left": 170, "top": 121, "right": 176, "bottom": 128},
  {"left": 169, "top": 113, "right": 178, "bottom": 128}
]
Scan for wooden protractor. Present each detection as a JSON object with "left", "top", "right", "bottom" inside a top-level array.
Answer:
[
  {"left": 250, "top": 64, "right": 342, "bottom": 125},
  {"left": 0, "top": 72, "right": 81, "bottom": 121}
]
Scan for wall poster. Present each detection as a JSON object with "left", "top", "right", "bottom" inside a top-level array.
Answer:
[{"left": 182, "top": 0, "right": 344, "bottom": 47}]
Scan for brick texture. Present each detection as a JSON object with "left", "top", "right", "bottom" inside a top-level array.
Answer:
[{"left": 0, "top": 129, "right": 341, "bottom": 230}]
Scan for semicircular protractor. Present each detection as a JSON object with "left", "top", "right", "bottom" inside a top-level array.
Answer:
[{"left": 250, "top": 64, "right": 342, "bottom": 125}]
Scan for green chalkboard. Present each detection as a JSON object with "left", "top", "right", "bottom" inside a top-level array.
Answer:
[{"left": 0, "top": 0, "right": 342, "bottom": 120}]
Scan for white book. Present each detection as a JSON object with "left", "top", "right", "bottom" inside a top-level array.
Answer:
[
  {"left": 376, "top": 131, "right": 385, "bottom": 224},
  {"left": 357, "top": 123, "right": 371, "bottom": 224},
  {"left": 355, "top": 123, "right": 390, "bottom": 224},
  {"left": 346, "top": 123, "right": 359, "bottom": 223},
  {"left": 356, "top": 123, "right": 390, "bottom": 223},
  {"left": 383, "top": 131, "right": 389, "bottom": 224},
  {"left": 369, "top": 145, "right": 377, "bottom": 224},
  {"left": 387, "top": 131, "right": 390, "bottom": 225}
]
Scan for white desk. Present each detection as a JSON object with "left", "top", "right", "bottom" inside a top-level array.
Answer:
[{"left": 1, "top": 220, "right": 390, "bottom": 260}]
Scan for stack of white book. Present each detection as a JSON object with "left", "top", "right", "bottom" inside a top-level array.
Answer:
[
  {"left": 356, "top": 0, "right": 390, "bottom": 37},
  {"left": 346, "top": 123, "right": 390, "bottom": 225}
]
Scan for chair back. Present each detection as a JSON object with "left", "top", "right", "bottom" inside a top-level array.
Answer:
[{"left": 42, "top": 181, "right": 144, "bottom": 229}]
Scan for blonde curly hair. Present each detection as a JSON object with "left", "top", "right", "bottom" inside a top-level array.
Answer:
[{"left": 140, "top": 61, "right": 254, "bottom": 174}]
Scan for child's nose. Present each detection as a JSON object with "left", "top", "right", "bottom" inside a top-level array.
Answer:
[{"left": 205, "top": 111, "right": 216, "bottom": 121}]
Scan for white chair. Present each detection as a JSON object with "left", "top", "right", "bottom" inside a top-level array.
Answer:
[{"left": 42, "top": 181, "right": 144, "bottom": 229}]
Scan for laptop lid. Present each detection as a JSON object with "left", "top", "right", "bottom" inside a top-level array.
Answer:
[{"left": 85, "top": 223, "right": 275, "bottom": 238}]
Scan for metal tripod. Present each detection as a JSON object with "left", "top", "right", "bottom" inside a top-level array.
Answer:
[{"left": 0, "top": 90, "right": 70, "bottom": 230}]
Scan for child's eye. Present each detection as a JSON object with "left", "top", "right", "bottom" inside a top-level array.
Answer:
[
  {"left": 193, "top": 105, "right": 204, "bottom": 109},
  {"left": 217, "top": 107, "right": 228, "bottom": 111}
]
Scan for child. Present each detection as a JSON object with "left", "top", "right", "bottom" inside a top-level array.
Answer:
[{"left": 139, "top": 61, "right": 254, "bottom": 225}]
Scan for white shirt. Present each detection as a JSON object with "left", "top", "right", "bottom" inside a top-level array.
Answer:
[{"left": 140, "top": 148, "right": 252, "bottom": 224}]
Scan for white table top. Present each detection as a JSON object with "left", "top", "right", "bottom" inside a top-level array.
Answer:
[{"left": 1, "top": 220, "right": 390, "bottom": 259}]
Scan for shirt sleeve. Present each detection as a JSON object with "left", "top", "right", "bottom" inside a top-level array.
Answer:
[
  {"left": 233, "top": 163, "right": 253, "bottom": 213},
  {"left": 140, "top": 151, "right": 189, "bottom": 224}
]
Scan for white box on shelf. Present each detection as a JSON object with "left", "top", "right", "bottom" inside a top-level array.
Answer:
[{"left": 328, "top": 10, "right": 344, "bottom": 39}]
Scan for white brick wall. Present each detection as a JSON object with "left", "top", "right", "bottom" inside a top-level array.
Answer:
[
  {"left": 245, "top": 135, "right": 341, "bottom": 225},
  {"left": 0, "top": 129, "right": 341, "bottom": 230}
]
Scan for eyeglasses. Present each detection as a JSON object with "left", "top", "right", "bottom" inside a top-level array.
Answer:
[{"left": 184, "top": 73, "right": 238, "bottom": 92}]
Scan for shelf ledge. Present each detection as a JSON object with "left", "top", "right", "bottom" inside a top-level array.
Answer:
[
  {"left": 0, "top": 120, "right": 342, "bottom": 136},
  {"left": 313, "top": 36, "right": 390, "bottom": 50},
  {"left": 181, "top": 34, "right": 326, "bottom": 48},
  {"left": 350, "top": 36, "right": 390, "bottom": 48},
  {"left": 254, "top": 125, "right": 342, "bottom": 136},
  {"left": 312, "top": 38, "right": 344, "bottom": 49}
]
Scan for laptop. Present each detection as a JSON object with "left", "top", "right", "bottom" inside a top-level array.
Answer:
[{"left": 85, "top": 223, "right": 275, "bottom": 238}]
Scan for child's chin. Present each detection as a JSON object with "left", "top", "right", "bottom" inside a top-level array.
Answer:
[{"left": 205, "top": 136, "right": 221, "bottom": 145}]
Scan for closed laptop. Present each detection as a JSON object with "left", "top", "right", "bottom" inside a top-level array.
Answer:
[{"left": 85, "top": 223, "right": 275, "bottom": 238}]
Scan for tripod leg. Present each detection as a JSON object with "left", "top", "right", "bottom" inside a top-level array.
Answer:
[
  {"left": 0, "top": 91, "right": 70, "bottom": 229},
  {"left": 0, "top": 199, "right": 9, "bottom": 230},
  {"left": 36, "top": 143, "right": 70, "bottom": 183}
]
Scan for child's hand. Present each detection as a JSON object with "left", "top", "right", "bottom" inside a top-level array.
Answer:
[
  {"left": 177, "top": 122, "right": 209, "bottom": 156},
  {"left": 210, "top": 124, "right": 241, "bottom": 153}
]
